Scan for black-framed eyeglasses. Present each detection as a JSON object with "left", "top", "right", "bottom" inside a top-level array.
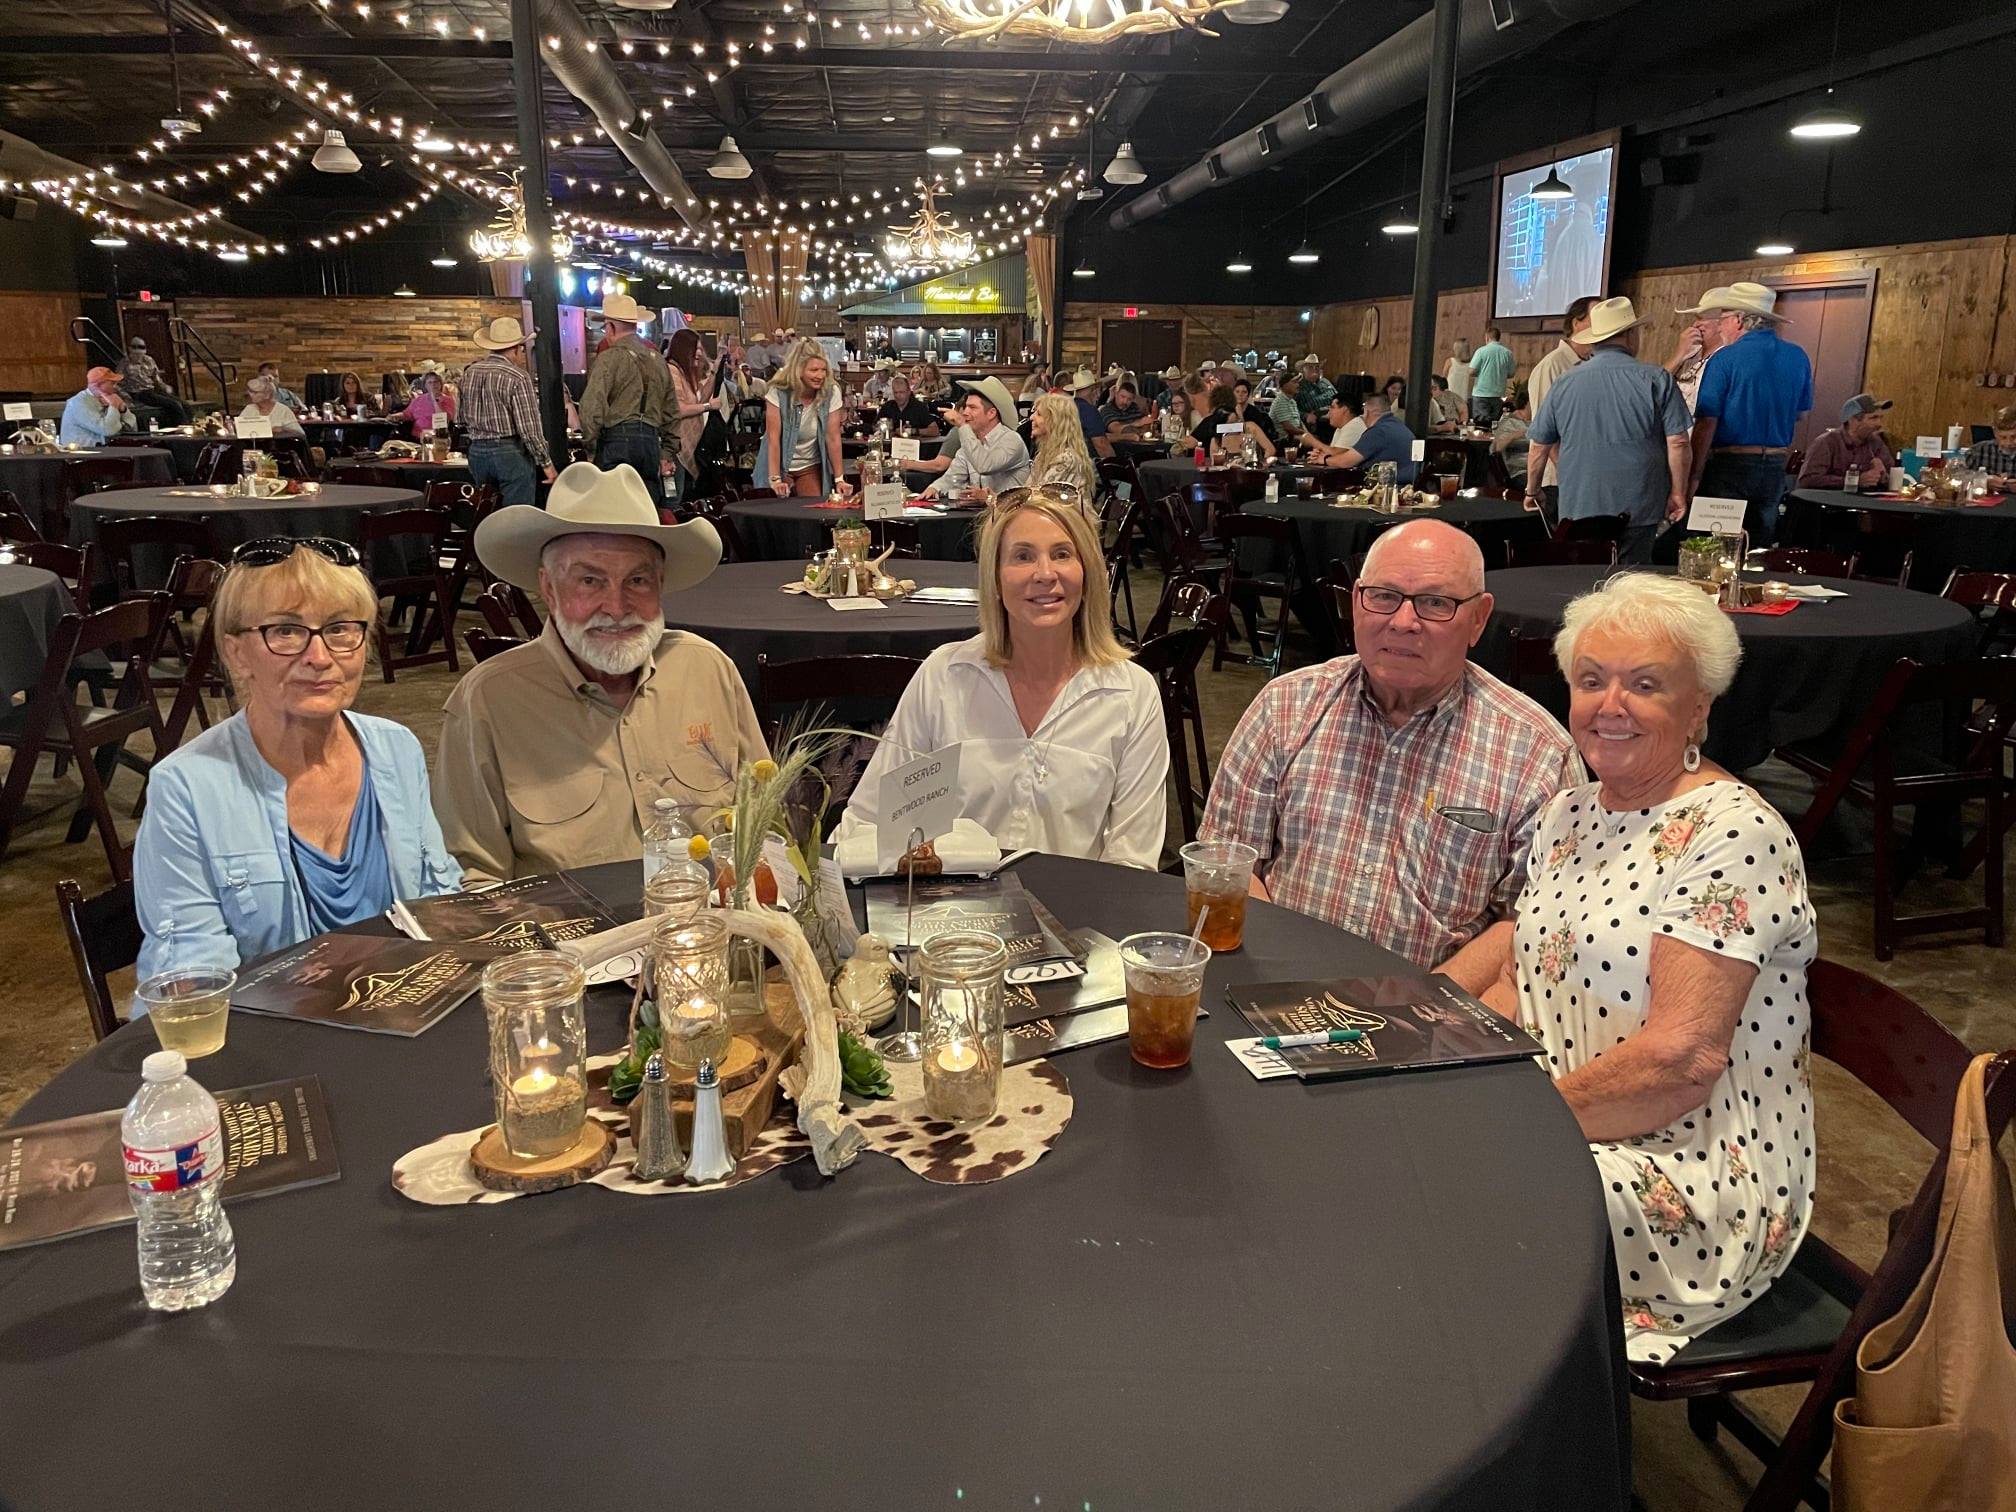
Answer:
[
  {"left": 1354, "top": 584, "right": 1484, "bottom": 623},
  {"left": 230, "top": 536, "right": 361, "bottom": 568},
  {"left": 242, "top": 620, "right": 371, "bottom": 655}
]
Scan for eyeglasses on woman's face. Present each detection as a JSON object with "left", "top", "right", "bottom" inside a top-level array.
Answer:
[{"left": 241, "top": 620, "right": 370, "bottom": 656}]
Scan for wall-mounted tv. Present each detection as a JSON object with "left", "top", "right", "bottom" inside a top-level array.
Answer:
[{"left": 1489, "top": 130, "right": 1620, "bottom": 330}]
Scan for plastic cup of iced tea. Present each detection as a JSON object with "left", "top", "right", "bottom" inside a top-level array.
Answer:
[
  {"left": 1180, "top": 840, "right": 1258, "bottom": 953},
  {"left": 1119, "top": 932, "right": 1212, "bottom": 1070},
  {"left": 1438, "top": 472, "right": 1460, "bottom": 500}
]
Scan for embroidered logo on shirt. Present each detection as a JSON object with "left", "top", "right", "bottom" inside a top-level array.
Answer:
[{"left": 686, "top": 720, "right": 714, "bottom": 747}]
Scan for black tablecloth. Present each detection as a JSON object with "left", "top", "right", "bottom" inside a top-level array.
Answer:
[
  {"left": 298, "top": 417, "right": 412, "bottom": 454},
  {"left": 1783, "top": 487, "right": 2016, "bottom": 593},
  {"left": 842, "top": 434, "right": 944, "bottom": 461},
  {"left": 726, "top": 497, "right": 980, "bottom": 562},
  {"left": 666, "top": 559, "right": 978, "bottom": 695},
  {"left": 325, "top": 456, "right": 474, "bottom": 494},
  {"left": 68, "top": 483, "right": 425, "bottom": 590},
  {"left": 1137, "top": 457, "right": 1355, "bottom": 508},
  {"left": 0, "top": 856, "right": 1628, "bottom": 1512},
  {"left": 0, "top": 563, "right": 67, "bottom": 700},
  {"left": 1474, "top": 565, "right": 1977, "bottom": 770},
  {"left": 108, "top": 432, "right": 212, "bottom": 482},
  {"left": 0, "top": 448, "right": 175, "bottom": 531}
]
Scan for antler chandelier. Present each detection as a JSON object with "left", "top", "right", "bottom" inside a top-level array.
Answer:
[
  {"left": 916, "top": 0, "right": 1249, "bottom": 43},
  {"left": 880, "top": 183, "right": 975, "bottom": 270},
  {"left": 468, "top": 171, "right": 575, "bottom": 263}
]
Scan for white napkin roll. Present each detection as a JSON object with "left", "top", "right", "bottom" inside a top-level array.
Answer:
[{"left": 836, "top": 817, "right": 1002, "bottom": 879}]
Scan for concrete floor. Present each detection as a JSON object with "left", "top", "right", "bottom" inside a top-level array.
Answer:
[{"left": 2, "top": 572, "right": 2009, "bottom": 1511}]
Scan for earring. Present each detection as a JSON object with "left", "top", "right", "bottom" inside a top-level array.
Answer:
[{"left": 1682, "top": 741, "right": 1701, "bottom": 773}]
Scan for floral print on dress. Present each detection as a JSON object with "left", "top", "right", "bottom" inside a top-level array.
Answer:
[
  {"left": 1723, "top": 1140, "right": 1751, "bottom": 1182},
  {"left": 1545, "top": 833, "right": 1581, "bottom": 872},
  {"left": 1631, "top": 1160, "right": 1702, "bottom": 1236},
  {"left": 1534, "top": 928, "right": 1575, "bottom": 984},
  {"left": 1763, "top": 1208, "right": 1796, "bottom": 1263},
  {"left": 1623, "top": 1297, "right": 1679, "bottom": 1332},
  {"left": 1686, "top": 879, "right": 1752, "bottom": 940},
  {"left": 1648, "top": 803, "right": 1709, "bottom": 864}
]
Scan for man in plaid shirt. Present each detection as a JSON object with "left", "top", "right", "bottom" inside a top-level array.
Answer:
[
  {"left": 1964, "top": 404, "right": 2016, "bottom": 490},
  {"left": 1200, "top": 521, "right": 1581, "bottom": 967},
  {"left": 463, "top": 317, "right": 559, "bottom": 505}
]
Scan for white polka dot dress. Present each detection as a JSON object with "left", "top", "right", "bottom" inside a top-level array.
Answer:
[{"left": 1513, "top": 778, "right": 1817, "bottom": 1363}]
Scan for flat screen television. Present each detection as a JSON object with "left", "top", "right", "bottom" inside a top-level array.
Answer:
[{"left": 1489, "top": 131, "right": 1619, "bottom": 330}]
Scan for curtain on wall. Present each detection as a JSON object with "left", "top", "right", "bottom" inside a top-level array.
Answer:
[
  {"left": 742, "top": 231, "right": 778, "bottom": 333},
  {"left": 776, "top": 231, "right": 809, "bottom": 335},
  {"left": 1025, "top": 233, "right": 1055, "bottom": 357}
]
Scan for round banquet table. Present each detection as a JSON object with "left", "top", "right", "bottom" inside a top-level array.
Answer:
[
  {"left": 0, "top": 563, "right": 69, "bottom": 700},
  {"left": 1783, "top": 486, "right": 2016, "bottom": 593},
  {"left": 1136, "top": 456, "right": 1359, "bottom": 511},
  {"left": 67, "top": 482, "right": 425, "bottom": 591},
  {"left": 0, "top": 855, "right": 1629, "bottom": 1512},
  {"left": 0, "top": 447, "right": 175, "bottom": 530},
  {"left": 725, "top": 495, "right": 980, "bottom": 562},
  {"left": 841, "top": 433, "right": 943, "bottom": 461},
  {"left": 108, "top": 431, "right": 213, "bottom": 482},
  {"left": 297, "top": 416, "right": 411, "bottom": 453},
  {"left": 665, "top": 558, "right": 978, "bottom": 694},
  {"left": 1473, "top": 565, "right": 1977, "bottom": 771},
  {"left": 325, "top": 455, "right": 474, "bottom": 493}
]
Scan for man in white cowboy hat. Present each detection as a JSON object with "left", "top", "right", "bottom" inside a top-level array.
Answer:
[
  {"left": 580, "top": 292, "right": 674, "bottom": 512},
  {"left": 1293, "top": 354, "right": 1336, "bottom": 435},
  {"left": 462, "top": 315, "right": 556, "bottom": 505},
  {"left": 924, "top": 376, "right": 1029, "bottom": 500},
  {"left": 434, "top": 461, "right": 768, "bottom": 885},
  {"left": 863, "top": 356, "right": 898, "bottom": 406},
  {"left": 1679, "top": 281, "right": 1812, "bottom": 543},
  {"left": 1524, "top": 296, "right": 1693, "bottom": 563},
  {"left": 1067, "top": 367, "right": 1107, "bottom": 443}
]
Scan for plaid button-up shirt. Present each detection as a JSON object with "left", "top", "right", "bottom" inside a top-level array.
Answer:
[
  {"left": 1200, "top": 657, "right": 1581, "bottom": 967},
  {"left": 1964, "top": 440, "right": 2016, "bottom": 476},
  {"left": 460, "top": 352, "right": 552, "bottom": 470}
]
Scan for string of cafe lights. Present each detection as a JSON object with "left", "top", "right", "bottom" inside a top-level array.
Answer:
[
  {"left": 43, "top": 181, "right": 439, "bottom": 260},
  {"left": 39, "top": 142, "right": 314, "bottom": 230},
  {"left": 29, "top": 128, "right": 313, "bottom": 203}
]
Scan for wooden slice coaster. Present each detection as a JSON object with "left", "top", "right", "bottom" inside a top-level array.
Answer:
[
  {"left": 469, "top": 1118, "right": 613, "bottom": 1194},
  {"left": 659, "top": 1035, "right": 767, "bottom": 1095}
]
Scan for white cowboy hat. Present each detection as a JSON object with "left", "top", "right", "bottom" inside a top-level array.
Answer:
[
  {"left": 1298, "top": 353, "right": 1323, "bottom": 368},
  {"left": 1574, "top": 296, "right": 1646, "bottom": 345},
  {"left": 599, "top": 292, "right": 649, "bottom": 326},
  {"left": 957, "top": 375, "right": 1021, "bottom": 423},
  {"left": 1677, "top": 281, "right": 1785, "bottom": 321},
  {"left": 873, "top": 356, "right": 897, "bottom": 371},
  {"left": 1158, "top": 365, "right": 1183, "bottom": 381},
  {"left": 415, "top": 359, "right": 443, "bottom": 375},
  {"left": 474, "top": 316, "right": 534, "bottom": 350},
  {"left": 1069, "top": 367, "right": 1100, "bottom": 391},
  {"left": 475, "top": 461, "right": 721, "bottom": 598}
]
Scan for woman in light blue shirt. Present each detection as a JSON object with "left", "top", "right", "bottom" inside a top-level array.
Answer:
[{"left": 133, "top": 538, "right": 462, "bottom": 982}]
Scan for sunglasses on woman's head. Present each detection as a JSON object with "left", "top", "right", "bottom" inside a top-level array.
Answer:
[{"left": 230, "top": 537, "right": 362, "bottom": 568}]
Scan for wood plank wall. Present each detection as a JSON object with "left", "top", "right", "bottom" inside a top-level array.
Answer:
[
  {"left": 0, "top": 291, "right": 84, "bottom": 396},
  {"left": 1310, "top": 235, "right": 2016, "bottom": 450},
  {"left": 169, "top": 296, "right": 531, "bottom": 388},
  {"left": 1060, "top": 303, "right": 1311, "bottom": 375}
]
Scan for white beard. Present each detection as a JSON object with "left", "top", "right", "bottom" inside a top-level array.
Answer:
[{"left": 554, "top": 609, "right": 665, "bottom": 676}]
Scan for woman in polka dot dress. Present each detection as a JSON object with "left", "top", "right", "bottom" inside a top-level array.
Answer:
[{"left": 1439, "top": 574, "right": 1816, "bottom": 1363}]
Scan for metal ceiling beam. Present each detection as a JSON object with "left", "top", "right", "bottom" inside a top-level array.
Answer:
[{"left": 0, "top": 34, "right": 1331, "bottom": 76}]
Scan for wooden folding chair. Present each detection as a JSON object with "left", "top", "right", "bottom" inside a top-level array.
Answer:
[
  {"left": 684, "top": 494, "right": 750, "bottom": 563},
  {"left": 463, "top": 627, "right": 524, "bottom": 663},
  {"left": 357, "top": 508, "right": 460, "bottom": 681},
  {"left": 426, "top": 479, "right": 503, "bottom": 632},
  {"left": 1631, "top": 960, "right": 2015, "bottom": 1512},
  {"left": 0, "top": 594, "right": 171, "bottom": 881},
  {"left": 140, "top": 556, "right": 228, "bottom": 736},
  {"left": 475, "top": 580, "right": 542, "bottom": 639},
  {"left": 754, "top": 652, "right": 924, "bottom": 744},
  {"left": 7, "top": 540, "right": 94, "bottom": 613},
  {"left": 1938, "top": 568, "right": 2016, "bottom": 658},
  {"left": 1776, "top": 655, "right": 2016, "bottom": 959},
  {"left": 0, "top": 492, "right": 42, "bottom": 544},
  {"left": 55, "top": 877, "right": 141, "bottom": 1041},
  {"left": 1212, "top": 512, "right": 1312, "bottom": 677},
  {"left": 1131, "top": 592, "right": 1231, "bottom": 843},
  {"left": 1104, "top": 495, "right": 1149, "bottom": 646},
  {"left": 97, "top": 514, "right": 218, "bottom": 598},
  {"left": 1753, "top": 547, "right": 1859, "bottom": 579}
]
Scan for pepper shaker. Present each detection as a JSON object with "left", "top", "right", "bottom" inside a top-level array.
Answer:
[{"left": 629, "top": 1052, "right": 686, "bottom": 1181}]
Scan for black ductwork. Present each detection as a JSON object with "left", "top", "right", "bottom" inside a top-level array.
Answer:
[{"left": 1105, "top": 0, "right": 1633, "bottom": 230}]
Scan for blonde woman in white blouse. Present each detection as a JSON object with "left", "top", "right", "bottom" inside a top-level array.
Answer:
[{"left": 836, "top": 487, "right": 1169, "bottom": 869}]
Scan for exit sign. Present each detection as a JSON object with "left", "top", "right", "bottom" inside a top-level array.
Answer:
[
  {"left": 1123, "top": 306, "right": 1140, "bottom": 318},
  {"left": 139, "top": 290, "right": 155, "bottom": 302}
]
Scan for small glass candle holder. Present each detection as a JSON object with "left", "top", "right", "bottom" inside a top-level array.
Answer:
[
  {"left": 919, "top": 929, "right": 1008, "bottom": 1124},
  {"left": 651, "top": 913, "right": 734, "bottom": 1075},
  {"left": 643, "top": 858, "right": 710, "bottom": 922},
  {"left": 482, "top": 952, "right": 588, "bottom": 1160}
]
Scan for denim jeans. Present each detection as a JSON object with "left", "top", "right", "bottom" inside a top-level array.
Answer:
[
  {"left": 1620, "top": 522, "right": 1661, "bottom": 565},
  {"left": 468, "top": 437, "right": 538, "bottom": 505},
  {"left": 595, "top": 420, "right": 666, "bottom": 513},
  {"left": 1470, "top": 395, "right": 1504, "bottom": 426},
  {"left": 1698, "top": 450, "right": 1791, "bottom": 544}
]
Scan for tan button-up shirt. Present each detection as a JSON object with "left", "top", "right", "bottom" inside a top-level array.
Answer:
[{"left": 434, "top": 620, "right": 770, "bottom": 884}]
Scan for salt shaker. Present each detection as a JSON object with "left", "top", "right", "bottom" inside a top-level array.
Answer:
[
  {"left": 629, "top": 1052, "right": 686, "bottom": 1181},
  {"left": 683, "top": 1058, "right": 736, "bottom": 1184}
]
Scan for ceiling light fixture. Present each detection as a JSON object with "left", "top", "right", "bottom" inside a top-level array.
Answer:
[
  {"left": 393, "top": 284, "right": 417, "bottom": 296},
  {"left": 311, "top": 129, "right": 362, "bottom": 173},
  {"left": 1072, "top": 259, "right": 1095, "bottom": 278},
  {"left": 1225, "top": 253, "right": 1252, "bottom": 273},
  {"left": 1381, "top": 214, "right": 1419, "bottom": 236},
  {"left": 707, "top": 135, "right": 753, "bottom": 179},
  {"left": 1789, "top": 105, "right": 1860, "bottom": 140},
  {"left": 91, "top": 231, "right": 129, "bottom": 248},
  {"left": 1288, "top": 240, "right": 1319, "bottom": 265},
  {"left": 925, "top": 137, "right": 963, "bottom": 159},
  {"left": 1103, "top": 142, "right": 1146, "bottom": 185},
  {"left": 430, "top": 248, "right": 457, "bottom": 267},
  {"left": 917, "top": 0, "right": 1247, "bottom": 43},
  {"left": 1529, "top": 167, "right": 1572, "bottom": 201},
  {"left": 1755, "top": 240, "right": 1796, "bottom": 257},
  {"left": 218, "top": 248, "right": 250, "bottom": 261}
]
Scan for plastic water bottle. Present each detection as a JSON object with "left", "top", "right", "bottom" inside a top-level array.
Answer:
[
  {"left": 122, "top": 1051, "right": 236, "bottom": 1312},
  {"left": 1264, "top": 471, "right": 1280, "bottom": 505},
  {"left": 642, "top": 797, "right": 691, "bottom": 886},
  {"left": 239, "top": 449, "right": 258, "bottom": 497}
]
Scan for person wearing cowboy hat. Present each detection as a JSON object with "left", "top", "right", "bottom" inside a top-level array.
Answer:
[
  {"left": 1067, "top": 368, "right": 1107, "bottom": 445},
  {"left": 434, "top": 461, "right": 768, "bottom": 885},
  {"left": 1524, "top": 297, "right": 1693, "bottom": 564},
  {"left": 1679, "top": 281, "right": 1812, "bottom": 542},
  {"left": 463, "top": 316, "right": 557, "bottom": 505},
  {"left": 1293, "top": 354, "right": 1337, "bottom": 434},
  {"left": 863, "top": 355, "right": 899, "bottom": 406},
  {"left": 924, "top": 376, "right": 1030, "bottom": 500},
  {"left": 580, "top": 292, "right": 675, "bottom": 512}
]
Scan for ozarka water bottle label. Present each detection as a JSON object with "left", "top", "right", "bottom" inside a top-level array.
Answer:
[{"left": 123, "top": 1129, "right": 223, "bottom": 1193}]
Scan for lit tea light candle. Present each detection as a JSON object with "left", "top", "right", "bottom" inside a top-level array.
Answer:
[
  {"left": 934, "top": 1040, "right": 979, "bottom": 1076},
  {"left": 510, "top": 1063, "right": 559, "bottom": 1097},
  {"left": 924, "top": 1036, "right": 996, "bottom": 1122}
]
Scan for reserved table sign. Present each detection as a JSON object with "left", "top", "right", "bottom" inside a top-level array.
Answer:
[
  {"left": 891, "top": 437, "right": 923, "bottom": 462},
  {"left": 877, "top": 744, "right": 962, "bottom": 873},
  {"left": 1687, "top": 496, "right": 1747, "bottom": 534},
  {"left": 237, "top": 414, "right": 274, "bottom": 440},
  {"left": 1, "top": 402, "right": 31, "bottom": 422},
  {"left": 862, "top": 481, "right": 905, "bottom": 519}
]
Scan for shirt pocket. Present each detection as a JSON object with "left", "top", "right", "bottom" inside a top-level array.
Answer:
[
  {"left": 508, "top": 767, "right": 606, "bottom": 832},
  {"left": 1404, "top": 809, "right": 1506, "bottom": 925},
  {"left": 213, "top": 848, "right": 289, "bottom": 928}
]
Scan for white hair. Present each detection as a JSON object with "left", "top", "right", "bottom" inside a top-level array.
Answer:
[
  {"left": 1553, "top": 572, "right": 1742, "bottom": 697},
  {"left": 539, "top": 532, "right": 665, "bottom": 578},
  {"left": 244, "top": 376, "right": 275, "bottom": 401}
]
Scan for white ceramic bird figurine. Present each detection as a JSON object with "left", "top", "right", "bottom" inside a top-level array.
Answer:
[{"left": 832, "top": 932, "right": 898, "bottom": 1034}]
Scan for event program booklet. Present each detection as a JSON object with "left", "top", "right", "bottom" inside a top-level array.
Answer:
[
  {"left": 0, "top": 1075, "right": 340, "bottom": 1251},
  {"left": 863, "top": 873, "right": 1077, "bottom": 972},
  {"left": 1227, "top": 974, "right": 1545, "bottom": 1082},
  {"left": 232, "top": 933, "right": 496, "bottom": 1036},
  {"left": 389, "top": 873, "right": 618, "bottom": 948}
]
